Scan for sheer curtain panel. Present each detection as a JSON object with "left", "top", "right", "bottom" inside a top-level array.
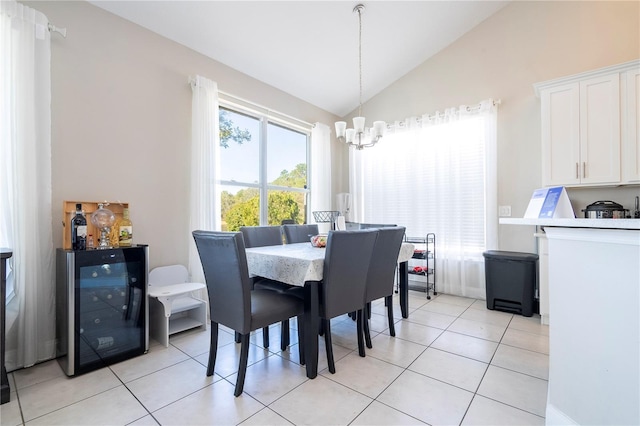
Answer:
[
  {"left": 350, "top": 100, "right": 498, "bottom": 299},
  {"left": 0, "top": 1, "right": 55, "bottom": 370},
  {"left": 310, "top": 123, "right": 332, "bottom": 223},
  {"left": 189, "top": 75, "right": 220, "bottom": 283}
]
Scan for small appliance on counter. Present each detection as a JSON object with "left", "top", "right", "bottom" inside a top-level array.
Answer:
[{"left": 582, "top": 200, "right": 629, "bottom": 218}]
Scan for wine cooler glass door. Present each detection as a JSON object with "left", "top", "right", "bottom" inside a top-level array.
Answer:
[{"left": 74, "top": 247, "right": 146, "bottom": 375}]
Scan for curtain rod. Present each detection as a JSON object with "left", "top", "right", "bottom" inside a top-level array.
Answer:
[
  {"left": 47, "top": 23, "right": 66, "bottom": 38},
  {"left": 189, "top": 77, "right": 312, "bottom": 129},
  {"left": 390, "top": 98, "right": 501, "bottom": 130},
  {"left": 217, "top": 90, "right": 313, "bottom": 129}
]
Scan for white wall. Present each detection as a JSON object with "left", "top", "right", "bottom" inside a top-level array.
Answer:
[
  {"left": 23, "top": 0, "right": 640, "bottom": 264},
  {"left": 24, "top": 1, "right": 341, "bottom": 270},
  {"left": 347, "top": 1, "right": 640, "bottom": 253}
]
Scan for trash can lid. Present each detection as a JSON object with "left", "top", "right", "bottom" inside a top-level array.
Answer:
[{"left": 482, "top": 250, "right": 539, "bottom": 261}]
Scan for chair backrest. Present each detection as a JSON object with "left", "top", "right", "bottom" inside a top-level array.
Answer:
[
  {"left": 148, "top": 264, "right": 189, "bottom": 287},
  {"left": 321, "top": 229, "right": 378, "bottom": 319},
  {"left": 359, "top": 223, "right": 397, "bottom": 229},
  {"left": 239, "top": 225, "right": 283, "bottom": 248},
  {"left": 365, "top": 226, "right": 406, "bottom": 302},
  {"left": 192, "top": 231, "right": 252, "bottom": 333},
  {"left": 282, "top": 224, "right": 320, "bottom": 244}
]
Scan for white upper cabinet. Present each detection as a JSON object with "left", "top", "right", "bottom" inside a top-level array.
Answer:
[
  {"left": 622, "top": 68, "right": 640, "bottom": 183},
  {"left": 535, "top": 60, "right": 639, "bottom": 187}
]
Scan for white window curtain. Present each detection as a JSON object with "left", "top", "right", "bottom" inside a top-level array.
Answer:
[
  {"left": 310, "top": 122, "right": 332, "bottom": 224},
  {"left": 0, "top": 1, "right": 56, "bottom": 370},
  {"left": 188, "top": 75, "right": 220, "bottom": 283},
  {"left": 350, "top": 100, "right": 498, "bottom": 299}
]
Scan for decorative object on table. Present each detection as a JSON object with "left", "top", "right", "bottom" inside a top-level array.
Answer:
[
  {"left": 91, "top": 203, "right": 116, "bottom": 249},
  {"left": 310, "top": 234, "right": 328, "bottom": 248},
  {"left": 70, "top": 203, "right": 87, "bottom": 251},
  {"left": 312, "top": 211, "right": 341, "bottom": 230},
  {"left": 334, "top": 4, "right": 385, "bottom": 150}
]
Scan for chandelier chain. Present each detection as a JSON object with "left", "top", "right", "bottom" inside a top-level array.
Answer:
[{"left": 358, "top": 5, "right": 362, "bottom": 118}]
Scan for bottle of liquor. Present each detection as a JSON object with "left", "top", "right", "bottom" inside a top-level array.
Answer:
[
  {"left": 71, "top": 203, "right": 87, "bottom": 250},
  {"left": 87, "top": 234, "right": 94, "bottom": 249},
  {"left": 118, "top": 208, "right": 133, "bottom": 247}
]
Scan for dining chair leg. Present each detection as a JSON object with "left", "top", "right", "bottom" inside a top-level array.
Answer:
[
  {"left": 207, "top": 322, "right": 219, "bottom": 376},
  {"left": 235, "top": 331, "right": 241, "bottom": 343},
  {"left": 323, "top": 319, "right": 336, "bottom": 374},
  {"left": 263, "top": 326, "right": 269, "bottom": 348},
  {"left": 281, "top": 319, "right": 290, "bottom": 351},
  {"left": 297, "top": 315, "right": 305, "bottom": 365},
  {"left": 385, "top": 295, "right": 396, "bottom": 337},
  {"left": 234, "top": 333, "right": 250, "bottom": 397},
  {"left": 363, "top": 307, "right": 373, "bottom": 349},
  {"left": 356, "top": 309, "right": 366, "bottom": 357}
]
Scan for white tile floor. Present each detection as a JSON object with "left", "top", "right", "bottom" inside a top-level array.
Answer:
[{"left": 1, "top": 291, "right": 549, "bottom": 425}]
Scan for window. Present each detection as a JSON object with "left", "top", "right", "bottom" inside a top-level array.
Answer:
[
  {"left": 219, "top": 106, "right": 309, "bottom": 230},
  {"left": 351, "top": 101, "right": 497, "bottom": 298}
]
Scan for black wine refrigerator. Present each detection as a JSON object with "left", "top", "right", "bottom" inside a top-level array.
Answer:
[{"left": 56, "top": 245, "right": 149, "bottom": 376}]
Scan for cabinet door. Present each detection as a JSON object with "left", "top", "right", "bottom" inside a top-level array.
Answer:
[
  {"left": 541, "top": 83, "right": 580, "bottom": 186},
  {"left": 579, "top": 74, "right": 621, "bottom": 185},
  {"left": 622, "top": 68, "right": 640, "bottom": 183}
]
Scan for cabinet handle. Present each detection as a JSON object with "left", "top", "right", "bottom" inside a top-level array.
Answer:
[
  {"left": 583, "top": 162, "right": 586, "bottom": 178},
  {"left": 576, "top": 163, "right": 579, "bottom": 179}
]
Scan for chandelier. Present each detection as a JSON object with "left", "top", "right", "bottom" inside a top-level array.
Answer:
[{"left": 335, "top": 4, "right": 385, "bottom": 150}]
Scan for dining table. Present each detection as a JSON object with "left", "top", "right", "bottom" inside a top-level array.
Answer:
[{"left": 245, "top": 241, "right": 415, "bottom": 379}]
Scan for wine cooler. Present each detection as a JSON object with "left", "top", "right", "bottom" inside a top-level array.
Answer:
[{"left": 56, "top": 246, "right": 149, "bottom": 376}]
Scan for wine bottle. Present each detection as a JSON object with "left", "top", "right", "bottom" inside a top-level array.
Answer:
[
  {"left": 71, "top": 203, "right": 87, "bottom": 250},
  {"left": 119, "top": 208, "right": 133, "bottom": 247}
]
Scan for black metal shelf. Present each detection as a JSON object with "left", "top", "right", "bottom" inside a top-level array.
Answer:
[{"left": 406, "top": 233, "right": 436, "bottom": 299}]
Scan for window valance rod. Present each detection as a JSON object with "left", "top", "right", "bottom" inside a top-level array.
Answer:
[
  {"left": 188, "top": 76, "right": 312, "bottom": 130},
  {"left": 47, "top": 22, "right": 66, "bottom": 37},
  {"left": 389, "top": 98, "right": 501, "bottom": 131}
]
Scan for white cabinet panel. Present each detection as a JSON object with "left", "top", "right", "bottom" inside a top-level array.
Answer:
[
  {"left": 536, "top": 60, "right": 639, "bottom": 188},
  {"left": 622, "top": 68, "right": 640, "bottom": 183},
  {"left": 579, "top": 74, "right": 620, "bottom": 184}
]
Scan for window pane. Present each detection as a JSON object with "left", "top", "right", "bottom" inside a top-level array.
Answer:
[
  {"left": 267, "top": 123, "right": 307, "bottom": 189},
  {"left": 220, "top": 184, "right": 259, "bottom": 231},
  {"left": 267, "top": 189, "right": 308, "bottom": 225},
  {"left": 219, "top": 108, "right": 260, "bottom": 184}
]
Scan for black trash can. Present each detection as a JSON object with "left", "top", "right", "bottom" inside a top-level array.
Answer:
[{"left": 483, "top": 250, "right": 538, "bottom": 317}]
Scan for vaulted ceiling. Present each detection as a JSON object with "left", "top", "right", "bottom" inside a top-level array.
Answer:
[{"left": 89, "top": 1, "right": 509, "bottom": 116}]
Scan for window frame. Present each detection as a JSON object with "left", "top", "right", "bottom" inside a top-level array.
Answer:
[{"left": 218, "top": 102, "right": 311, "bottom": 226}]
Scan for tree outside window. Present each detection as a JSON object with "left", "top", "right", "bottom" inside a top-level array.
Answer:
[{"left": 219, "top": 108, "right": 309, "bottom": 231}]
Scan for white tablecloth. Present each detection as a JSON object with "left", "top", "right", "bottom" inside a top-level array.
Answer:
[{"left": 245, "top": 242, "right": 415, "bottom": 286}]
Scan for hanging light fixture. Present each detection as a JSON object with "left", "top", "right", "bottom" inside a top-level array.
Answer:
[{"left": 335, "top": 4, "right": 385, "bottom": 150}]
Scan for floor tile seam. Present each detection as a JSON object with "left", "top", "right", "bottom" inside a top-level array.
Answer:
[
  {"left": 9, "top": 378, "right": 27, "bottom": 426},
  {"left": 506, "top": 325, "right": 551, "bottom": 338},
  {"left": 495, "top": 341, "right": 551, "bottom": 357},
  {"left": 484, "top": 363, "right": 550, "bottom": 384},
  {"left": 126, "top": 373, "right": 218, "bottom": 416},
  {"left": 472, "top": 391, "right": 547, "bottom": 419},
  {"left": 399, "top": 367, "right": 478, "bottom": 405},
  {"left": 362, "top": 399, "right": 430, "bottom": 426},
  {"left": 18, "top": 380, "right": 128, "bottom": 424}
]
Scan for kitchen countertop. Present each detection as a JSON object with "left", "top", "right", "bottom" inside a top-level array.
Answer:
[{"left": 499, "top": 218, "right": 640, "bottom": 230}]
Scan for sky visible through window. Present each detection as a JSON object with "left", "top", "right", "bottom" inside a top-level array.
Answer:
[{"left": 220, "top": 111, "right": 306, "bottom": 187}]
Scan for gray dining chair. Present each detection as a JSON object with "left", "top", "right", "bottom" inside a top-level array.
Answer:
[
  {"left": 192, "top": 230, "right": 304, "bottom": 397},
  {"left": 282, "top": 224, "right": 320, "bottom": 244},
  {"left": 320, "top": 229, "right": 378, "bottom": 374},
  {"left": 359, "top": 223, "right": 397, "bottom": 229},
  {"left": 362, "top": 226, "right": 406, "bottom": 348},
  {"left": 239, "top": 225, "right": 293, "bottom": 350}
]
